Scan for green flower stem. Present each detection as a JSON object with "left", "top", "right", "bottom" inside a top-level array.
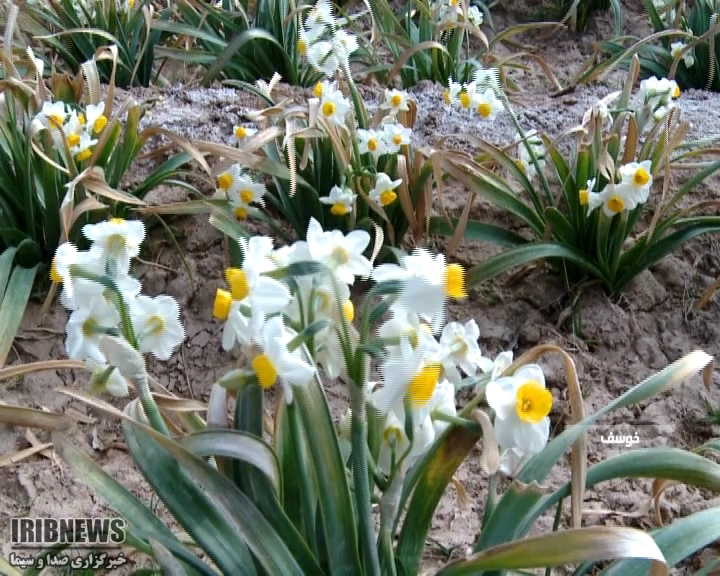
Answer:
[
  {"left": 136, "top": 366, "right": 170, "bottom": 436},
  {"left": 350, "top": 383, "right": 382, "bottom": 575},
  {"left": 378, "top": 465, "right": 403, "bottom": 576}
]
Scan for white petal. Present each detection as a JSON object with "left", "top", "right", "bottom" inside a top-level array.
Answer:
[{"left": 485, "top": 376, "right": 517, "bottom": 418}]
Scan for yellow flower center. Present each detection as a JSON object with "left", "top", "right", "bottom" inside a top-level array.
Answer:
[
  {"left": 322, "top": 101, "right": 336, "bottom": 117},
  {"left": 607, "top": 194, "right": 625, "bottom": 214},
  {"left": 67, "top": 133, "right": 81, "bottom": 147},
  {"left": 93, "top": 115, "right": 107, "bottom": 134},
  {"left": 390, "top": 93, "right": 403, "bottom": 108},
  {"left": 343, "top": 299, "right": 354, "bottom": 322},
  {"left": 331, "top": 245, "right": 350, "bottom": 265},
  {"left": 579, "top": 189, "right": 589, "bottom": 205},
  {"left": 48, "top": 113, "right": 64, "bottom": 128},
  {"left": 515, "top": 380, "right": 552, "bottom": 423},
  {"left": 379, "top": 190, "right": 397, "bottom": 206},
  {"left": 330, "top": 203, "right": 350, "bottom": 216},
  {"left": 147, "top": 315, "right": 165, "bottom": 335},
  {"left": 384, "top": 425, "right": 403, "bottom": 445},
  {"left": 235, "top": 206, "right": 248, "bottom": 220},
  {"left": 78, "top": 113, "right": 86, "bottom": 125},
  {"left": 50, "top": 257, "right": 62, "bottom": 283},
  {"left": 443, "top": 89, "right": 451, "bottom": 105},
  {"left": 252, "top": 354, "right": 278, "bottom": 389},
  {"left": 109, "top": 217, "right": 125, "bottom": 224},
  {"left": 225, "top": 268, "right": 250, "bottom": 301},
  {"left": 76, "top": 148, "right": 92, "bottom": 162},
  {"left": 313, "top": 81, "right": 324, "bottom": 98},
  {"left": 672, "top": 84, "right": 681, "bottom": 99},
  {"left": 477, "top": 102, "right": 492, "bottom": 118},
  {"left": 459, "top": 92, "right": 471, "bottom": 109},
  {"left": 392, "top": 134, "right": 403, "bottom": 146},
  {"left": 213, "top": 288, "right": 232, "bottom": 320},
  {"left": 82, "top": 318, "right": 99, "bottom": 337},
  {"left": 632, "top": 167, "right": 650, "bottom": 187},
  {"left": 234, "top": 126, "right": 247, "bottom": 139},
  {"left": 217, "top": 172, "right": 233, "bottom": 190},
  {"left": 443, "top": 263, "right": 466, "bottom": 299},
  {"left": 240, "top": 189, "right": 254, "bottom": 204},
  {"left": 367, "top": 138, "right": 378, "bottom": 151},
  {"left": 406, "top": 363, "right": 442, "bottom": 408},
  {"left": 450, "top": 0, "right": 458, "bottom": 6},
  {"left": 297, "top": 39, "right": 307, "bottom": 55},
  {"left": 128, "top": 0, "right": 135, "bottom": 8}
]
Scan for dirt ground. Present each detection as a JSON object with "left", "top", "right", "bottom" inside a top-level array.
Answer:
[{"left": 2, "top": 0, "right": 720, "bottom": 574}]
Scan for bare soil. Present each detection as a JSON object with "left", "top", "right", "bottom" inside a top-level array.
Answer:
[{"left": 2, "top": 1, "right": 720, "bottom": 574}]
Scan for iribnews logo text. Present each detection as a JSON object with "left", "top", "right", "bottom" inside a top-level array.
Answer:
[{"left": 11, "top": 518, "right": 126, "bottom": 549}]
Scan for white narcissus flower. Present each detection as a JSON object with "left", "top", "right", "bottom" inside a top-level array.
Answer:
[
  {"left": 251, "top": 316, "right": 316, "bottom": 404},
  {"left": 473, "top": 88, "right": 502, "bottom": 120},
  {"left": 486, "top": 364, "right": 552, "bottom": 476},
  {"left": 38, "top": 101, "right": 67, "bottom": 130},
  {"left": 308, "top": 41, "right": 340, "bottom": 77},
  {"left": 427, "top": 378, "right": 457, "bottom": 436},
  {"left": 467, "top": 5, "right": 483, "bottom": 27},
  {"left": 378, "top": 308, "right": 436, "bottom": 356},
  {"left": 130, "top": 295, "right": 185, "bottom": 360},
  {"left": 376, "top": 408, "right": 435, "bottom": 474},
  {"left": 332, "top": 29, "right": 358, "bottom": 66},
  {"left": 305, "top": 217, "right": 372, "bottom": 285},
  {"left": 214, "top": 296, "right": 264, "bottom": 351},
  {"left": 374, "top": 337, "right": 441, "bottom": 416},
  {"left": 670, "top": 41, "right": 694, "bottom": 68},
  {"left": 228, "top": 174, "right": 267, "bottom": 209},
  {"left": 306, "top": 0, "right": 335, "bottom": 27},
  {"left": 230, "top": 125, "right": 257, "bottom": 146},
  {"left": 319, "top": 85, "right": 351, "bottom": 126},
  {"left": 381, "top": 123, "right": 412, "bottom": 154},
  {"left": 578, "top": 177, "right": 597, "bottom": 208},
  {"left": 65, "top": 297, "right": 120, "bottom": 364},
  {"left": 84, "top": 103, "right": 108, "bottom": 135},
  {"left": 369, "top": 173, "right": 402, "bottom": 207},
  {"left": 357, "top": 128, "right": 387, "bottom": 158},
  {"left": 393, "top": 248, "right": 467, "bottom": 333},
  {"left": 84, "top": 218, "right": 146, "bottom": 275},
  {"left": 618, "top": 160, "right": 653, "bottom": 204},
  {"left": 443, "top": 77, "right": 463, "bottom": 106},
  {"left": 216, "top": 163, "right": 243, "bottom": 195},
  {"left": 439, "top": 319, "right": 492, "bottom": 386},
  {"left": 86, "top": 359, "right": 128, "bottom": 397},
  {"left": 72, "top": 131, "right": 98, "bottom": 162},
  {"left": 588, "top": 181, "right": 638, "bottom": 218},
  {"left": 319, "top": 185, "right": 356, "bottom": 216},
  {"left": 62, "top": 112, "right": 84, "bottom": 150},
  {"left": 382, "top": 89, "right": 410, "bottom": 114}
]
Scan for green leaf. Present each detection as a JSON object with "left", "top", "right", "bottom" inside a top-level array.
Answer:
[
  {"left": 202, "top": 28, "right": 290, "bottom": 85},
  {"left": 395, "top": 421, "right": 483, "bottom": 576},
  {"left": 601, "top": 506, "right": 720, "bottom": 575},
  {"left": 439, "top": 527, "right": 666, "bottom": 575},
  {"left": 0, "top": 249, "right": 37, "bottom": 367},
  {"left": 465, "top": 242, "right": 606, "bottom": 288},
  {"left": 179, "top": 429, "right": 281, "bottom": 492},
  {"left": 123, "top": 417, "right": 305, "bottom": 575},
  {"left": 527, "top": 448, "right": 720, "bottom": 540},
  {"left": 51, "top": 432, "right": 210, "bottom": 575},
  {"left": 293, "top": 367, "right": 362, "bottom": 573},
  {"left": 427, "top": 216, "right": 528, "bottom": 247}
]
